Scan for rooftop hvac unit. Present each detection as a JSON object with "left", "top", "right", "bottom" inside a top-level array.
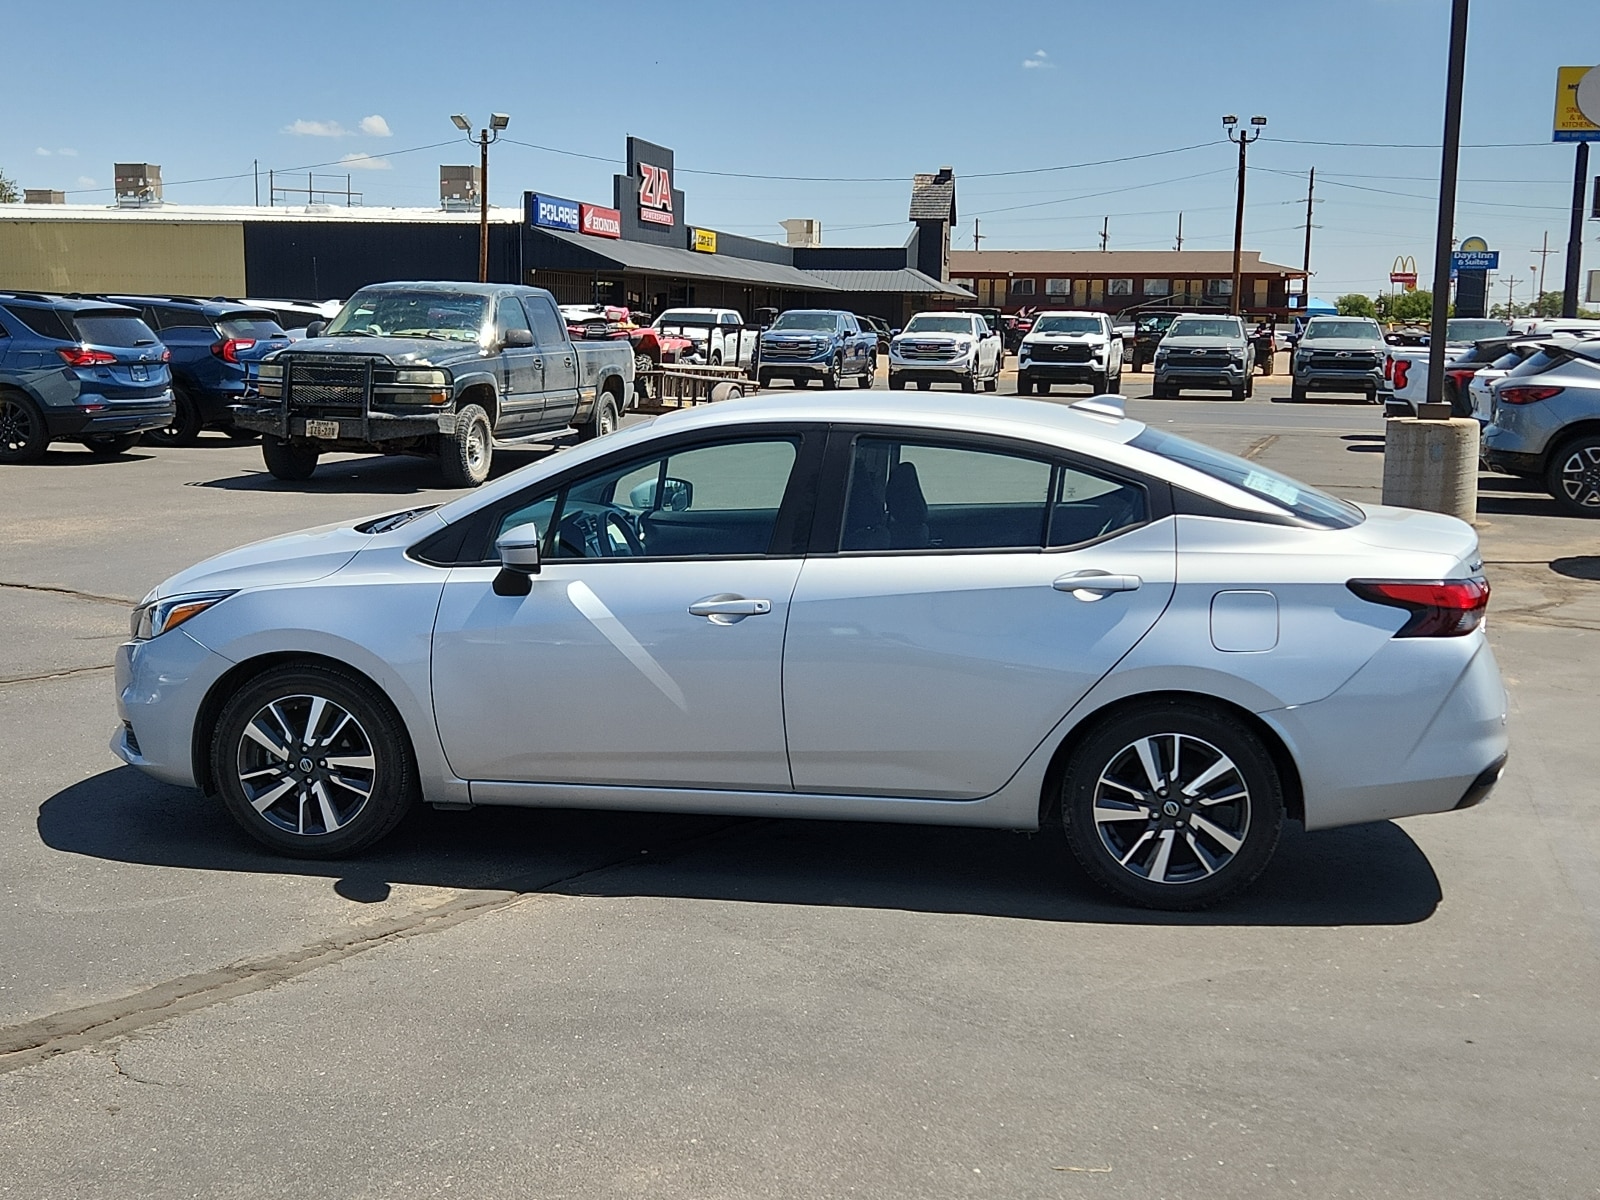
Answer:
[
  {"left": 23, "top": 189, "right": 65, "bottom": 204},
  {"left": 114, "top": 163, "right": 163, "bottom": 207},
  {"left": 781, "top": 218, "right": 821, "bottom": 247},
  {"left": 1589, "top": 269, "right": 1600, "bottom": 304},
  {"left": 440, "top": 165, "right": 481, "bottom": 211}
]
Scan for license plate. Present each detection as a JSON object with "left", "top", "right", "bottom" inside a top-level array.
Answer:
[
  {"left": 130, "top": 365, "right": 148, "bottom": 382},
  {"left": 304, "top": 419, "right": 340, "bottom": 439}
]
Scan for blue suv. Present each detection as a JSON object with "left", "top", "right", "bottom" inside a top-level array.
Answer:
[
  {"left": 0, "top": 293, "right": 175, "bottom": 463},
  {"left": 96, "top": 296, "right": 291, "bottom": 444}
]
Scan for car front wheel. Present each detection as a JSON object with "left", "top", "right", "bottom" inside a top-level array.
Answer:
[
  {"left": 1547, "top": 434, "right": 1600, "bottom": 516},
  {"left": 1060, "top": 700, "right": 1284, "bottom": 909},
  {"left": 212, "top": 663, "right": 417, "bottom": 857}
]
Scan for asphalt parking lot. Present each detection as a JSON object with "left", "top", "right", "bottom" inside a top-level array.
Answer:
[{"left": 2, "top": 375, "right": 1597, "bottom": 1198}]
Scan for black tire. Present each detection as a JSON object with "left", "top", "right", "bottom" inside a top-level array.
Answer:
[
  {"left": 0, "top": 391, "right": 51, "bottom": 464},
  {"left": 1060, "top": 699, "right": 1285, "bottom": 910},
  {"left": 1110, "top": 367, "right": 1123, "bottom": 392},
  {"left": 83, "top": 434, "right": 140, "bottom": 456},
  {"left": 1131, "top": 354, "right": 1146, "bottom": 373},
  {"left": 1545, "top": 434, "right": 1600, "bottom": 517},
  {"left": 211, "top": 663, "right": 417, "bottom": 858},
  {"left": 888, "top": 374, "right": 905, "bottom": 391},
  {"left": 144, "top": 386, "right": 204, "bottom": 447},
  {"left": 1017, "top": 375, "right": 1033, "bottom": 396},
  {"left": 857, "top": 354, "right": 876, "bottom": 389},
  {"left": 823, "top": 355, "right": 840, "bottom": 389},
  {"left": 1231, "top": 381, "right": 1247, "bottom": 401},
  {"left": 261, "top": 436, "right": 319, "bottom": 481},
  {"left": 223, "top": 427, "right": 261, "bottom": 442},
  {"left": 439, "top": 403, "right": 492, "bottom": 487},
  {"left": 1291, "top": 383, "right": 1308, "bottom": 402},
  {"left": 578, "top": 389, "right": 620, "bottom": 442},
  {"left": 795, "top": 377, "right": 811, "bottom": 387},
  {"left": 983, "top": 373, "right": 998, "bottom": 393},
  {"left": 757, "top": 371, "right": 772, "bottom": 389},
  {"left": 917, "top": 380, "right": 932, "bottom": 391},
  {"left": 1092, "top": 370, "right": 1109, "bottom": 393},
  {"left": 1245, "top": 373, "right": 1255, "bottom": 398},
  {"left": 634, "top": 353, "right": 655, "bottom": 402},
  {"left": 1038, "top": 382, "right": 1053, "bottom": 396},
  {"left": 960, "top": 374, "right": 977, "bottom": 394},
  {"left": 710, "top": 351, "right": 723, "bottom": 367}
]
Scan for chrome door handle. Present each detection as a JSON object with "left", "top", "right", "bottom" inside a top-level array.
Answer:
[
  {"left": 688, "top": 594, "right": 772, "bottom": 624},
  {"left": 1054, "top": 570, "right": 1143, "bottom": 599}
]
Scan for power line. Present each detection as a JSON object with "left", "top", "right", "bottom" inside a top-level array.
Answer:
[
  {"left": 59, "top": 139, "right": 464, "bottom": 196},
  {"left": 1255, "top": 166, "right": 1570, "bottom": 212},
  {"left": 1264, "top": 137, "right": 1549, "bottom": 149}
]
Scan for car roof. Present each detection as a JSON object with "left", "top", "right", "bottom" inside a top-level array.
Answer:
[
  {"left": 99, "top": 293, "right": 277, "bottom": 317},
  {"left": 1030, "top": 309, "right": 1104, "bottom": 319},
  {"left": 0, "top": 291, "right": 139, "bottom": 314}
]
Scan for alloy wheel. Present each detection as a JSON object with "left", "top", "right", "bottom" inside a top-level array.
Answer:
[
  {"left": 234, "top": 693, "right": 376, "bottom": 836},
  {"left": 1, "top": 398, "right": 36, "bottom": 454},
  {"left": 1556, "top": 443, "right": 1600, "bottom": 509},
  {"left": 1090, "top": 732, "right": 1251, "bottom": 885}
]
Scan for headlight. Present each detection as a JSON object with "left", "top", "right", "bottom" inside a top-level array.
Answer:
[
  {"left": 952, "top": 338, "right": 972, "bottom": 352},
  {"left": 1019, "top": 344, "right": 1031, "bottom": 358},
  {"left": 394, "top": 369, "right": 449, "bottom": 386},
  {"left": 130, "top": 591, "right": 235, "bottom": 641},
  {"left": 1231, "top": 350, "right": 1246, "bottom": 363},
  {"left": 257, "top": 362, "right": 284, "bottom": 381}
]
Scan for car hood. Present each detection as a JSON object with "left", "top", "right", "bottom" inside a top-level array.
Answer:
[
  {"left": 1160, "top": 336, "right": 1245, "bottom": 351},
  {"left": 1297, "top": 338, "right": 1385, "bottom": 352},
  {"left": 150, "top": 520, "right": 375, "bottom": 601},
  {"left": 1025, "top": 331, "right": 1105, "bottom": 343},
  {"left": 284, "top": 335, "right": 485, "bottom": 366}
]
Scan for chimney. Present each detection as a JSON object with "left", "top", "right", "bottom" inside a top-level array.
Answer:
[
  {"left": 780, "top": 218, "right": 821, "bottom": 247},
  {"left": 23, "top": 189, "right": 66, "bottom": 204},
  {"left": 114, "top": 163, "right": 162, "bottom": 207},
  {"left": 440, "top": 165, "right": 481, "bottom": 211}
]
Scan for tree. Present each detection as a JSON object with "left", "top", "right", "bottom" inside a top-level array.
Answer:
[
  {"left": 1376, "top": 289, "right": 1442, "bottom": 323},
  {"left": 1334, "top": 293, "right": 1377, "bottom": 318},
  {"left": 0, "top": 167, "right": 19, "bottom": 205}
]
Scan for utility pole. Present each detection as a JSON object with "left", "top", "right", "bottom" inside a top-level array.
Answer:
[
  {"left": 1223, "top": 113, "right": 1267, "bottom": 317},
  {"left": 1531, "top": 229, "right": 1555, "bottom": 310},
  {"left": 1504, "top": 274, "right": 1522, "bottom": 316},
  {"left": 452, "top": 111, "right": 510, "bottom": 283},
  {"left": 1175, "top": 212, "right": 1183, "bottom": 251},
  {"left": 253, "top": 160, "right": 259, "bottom": 207},
  {"left": 1300, "top": 168, "right": 1316, "bottom": 317},
  {"left": 1099, "top": 217, "right": 1109, "bottom": 251},
  {"left": 973, "top": 219, "right": 983, "bottom": 251},
  {"left": 1562, "top": 145, "right": 1589, "bottom": 317},
  {"left": 1425, "top": 0, "right": 1468, "bottom": 412}
]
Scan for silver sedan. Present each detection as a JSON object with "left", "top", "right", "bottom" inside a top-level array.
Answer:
[{"left": 112, "top": 393, "right": 1508, "bottom": 909}]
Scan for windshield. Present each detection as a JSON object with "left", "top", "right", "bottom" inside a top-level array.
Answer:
[
  {"left": 1167, "top": 318, "right": 1242, "bottom": 339},
  {"left": 326, "top": 291, "right": 487, "bottom": 341},
  {"left": 1130, "top": 427, "right": 1365, "bottom": 529},
  {"left": 903, "top": 315, "right": 974, "bottom": 335},
  {"left": 655, "top": 310, "right": 718, "bottom": 329},
  {"left": 1447, "top": 319, "right": 1510, "bottom": 342},
  {"left": 1031, "top": 315, "right": 1102, "bottom": 335},
  {"left": 770, "top": 312, "right": 838, "bottom": 332},
  {"left": 1303, "top": 319, "right": 1382, "bottom": 343},
  {"left": 68, "top": 312, "right": 160, "bottom": 348}
]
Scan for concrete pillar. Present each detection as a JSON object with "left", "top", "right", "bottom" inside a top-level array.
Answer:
[{"left": 1381, "top": 414, "right": 1479, "bottom": 523}]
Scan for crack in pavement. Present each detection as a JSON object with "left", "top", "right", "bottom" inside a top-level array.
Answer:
[
  {"left": 1241, "top": 435, "right": 1279, "bottom": 460},
  {"left": 0, "top": 663, "right": 114, "bottom": 688},
  {"left": 0, "top": 580, "right": 135, "bottom": 607},
  {"left": 0, "top": 817, "right": 756, "bottom": 1076}
]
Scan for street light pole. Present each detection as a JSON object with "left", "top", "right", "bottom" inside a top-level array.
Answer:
[
  {"left": 452, "top": 112, "right": 510, "bottom": 284},
  {"left": 1223, "top": 115, "right": 1267, "bottom": 317},
  {"left": 1425, "top": 0, "right": 1468, "bottom": 411}
]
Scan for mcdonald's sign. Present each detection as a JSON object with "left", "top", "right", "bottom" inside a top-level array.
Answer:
[{"left": 1389, "top": 255, "right": 1418, "bottom": 291}]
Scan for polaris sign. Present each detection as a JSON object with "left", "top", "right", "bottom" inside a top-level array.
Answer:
[{"left": 528, "top": 193, "right": 581, "bottom": 233}]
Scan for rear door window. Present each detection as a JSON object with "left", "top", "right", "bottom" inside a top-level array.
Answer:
[
  {"left": 523, "top": 296, "right": 568, "bottom": 348},
  {"left": 70, "top": 312, "right": 161, "bottom": 347}
]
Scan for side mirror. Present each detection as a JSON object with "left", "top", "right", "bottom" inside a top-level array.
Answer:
[
  {"left": 305, "top": 320, "right": 326, "bottom": 339},
  {"left": 492, "top": 522, "right": 542, "bottom": 596},
  {"left": 890, "top": 328, "right": 902, "bottom": 337},
  {"left": 502, "top": 327, "right": 535, "bottom": 349},
  {"left": 628, "top": 477, "right": 693, "bottom": 512}
]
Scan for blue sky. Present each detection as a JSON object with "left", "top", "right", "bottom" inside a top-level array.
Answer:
[{"left": 5, "top": 0, "right": 1595, "bottom": 301}]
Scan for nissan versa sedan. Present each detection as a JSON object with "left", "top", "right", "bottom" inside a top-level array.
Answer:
[{"left": 112, "top": 394, "right": 1508, "bottom": 909}]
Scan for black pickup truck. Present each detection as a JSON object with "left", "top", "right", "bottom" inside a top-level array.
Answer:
[{"left": 235, "top": 282, "right": 635, "bottom": 486}]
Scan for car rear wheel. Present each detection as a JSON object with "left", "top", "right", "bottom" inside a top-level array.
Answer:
[
  {"left": 1061, "top": 700, "right": 1285, "bottom": 910},
  {"left": 261, "top": 436, "right": 319, "bottom": 482},
  {"left": 212, "top": 663, "right": 417, "bottom": 858},
  {"left": 858, "top": 353, "right": 876, "bottom": 389},
  {"left": 579, "top": 389, "right": 620, "bottom": 442},
  {"left": 888, "top": 374, "right": 905, "bottom": 391},
  {"left": 83, "top": 434, "right": 140, "bottom": 456},
  {"left": 0, "top": 392, "right": 51, "bottom": 464},
  {"left": 823, "top": 355, "right": 841, "bottom": 389},
  {"left": 440, "top": 403, "right": 492, "bottom": 487},
  {"left": 1546, "top": 434, "right": 1600, "bottom": 516},
  {"left": 145, "top": 386, "right": 203, "bottom": 447}
]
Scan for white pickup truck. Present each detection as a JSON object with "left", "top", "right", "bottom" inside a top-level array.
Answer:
[{"left": 651, "top": 308, "right": 759, "bottom": 368}]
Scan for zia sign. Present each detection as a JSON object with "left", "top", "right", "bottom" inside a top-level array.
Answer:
[{"left": 638, "top": 161, "right": 674, "bottom": 227}]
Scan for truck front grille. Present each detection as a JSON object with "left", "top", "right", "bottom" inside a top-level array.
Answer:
[
  {"left": 1308, "top": 351, "right": 1379, "bottom": 370},
  {"left": 287, "top": 358, "right": 370, "bottom": 409}
]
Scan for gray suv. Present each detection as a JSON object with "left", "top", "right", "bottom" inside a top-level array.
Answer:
[
  {"left": 1291, "top": 317, "right": 1389, "bottom": 403},
  {"left": 1153, "top": 315, "right": 1253, "bottom": 399},
  {"left": 1482, "top": 338, "right": 1600, "bottom": 516}
]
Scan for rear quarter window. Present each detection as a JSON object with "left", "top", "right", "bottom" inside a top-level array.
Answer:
[
  {"left": 2, "top": 304, "right": 74, "bottom": 342},
  {"left": 217, "top": 316, "right": 288, "bottom": 340}
]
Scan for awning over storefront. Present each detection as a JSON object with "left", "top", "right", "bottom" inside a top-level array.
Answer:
[
  {"left": 529, "top": 228, "right": 838, "bottom": 291},
  {"left": 804, "top": 268, "right": 974, "bottom": 299}
]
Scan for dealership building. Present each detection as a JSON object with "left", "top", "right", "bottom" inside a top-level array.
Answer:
[{"left": 0, "top": 138, "right": 972, "bottom": 323}]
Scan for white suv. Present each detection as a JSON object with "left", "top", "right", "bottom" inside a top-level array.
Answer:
[
  {"left": 1017, "top": 310, "right": 1123, "bottom": 395},
  {"left": 888, "top": 311, "right": 1003, "bottom": 392}
]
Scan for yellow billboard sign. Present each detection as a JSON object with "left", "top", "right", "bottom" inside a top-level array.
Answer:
[
  {"left": 692, "top": 228, "right": 717, "bottom": 253},
  {"left": 1553, "top": 65, "right": 1600, "bottom": 142}
]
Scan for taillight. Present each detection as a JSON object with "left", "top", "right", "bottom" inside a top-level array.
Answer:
[
  {"left": 211, "top": 338, "right": 256, "bottom": 364},
  {"left": 1445, "top": 368, "right": 1477, "bottom": 389},
  {"left": 57, "top": 347, "right": 116, "bottom": 367},
  {"left": 1498, "top": 385, "right": 1562, "bottom": 405},
  {"left": 161, "top": 348, "right": 171, "bottom": 362},
  {"left": 1348, "top": 578, "right": 1490, "bottom": 637}
]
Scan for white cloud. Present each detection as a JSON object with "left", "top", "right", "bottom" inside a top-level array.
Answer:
[
  {"left": 339, "top": 152, "right": 392, "bottom": 171},
  {"left": 76, "top": 176, "right": 97, "bottom": 188},
  {"left": 57, "top": 147, "right": 78, "bottom": 157},
  {"left": 35, "top": 147, "right": 52, "bottom": 156},
  {"left": 284, "top": 119, "right": 349, "bottom": 137},
  {"left": 1023, "top": 49, "right": 1053, "bottom": 69},
  {"left": 359, "top": 114, "right": 392, "bottom": 138}
]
